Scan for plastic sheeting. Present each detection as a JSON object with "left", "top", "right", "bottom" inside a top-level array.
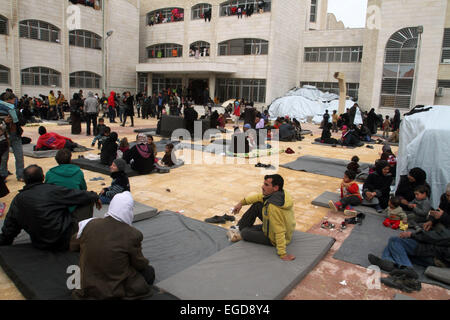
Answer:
[
  {"left": 269, "top": 85, "right": 361, "bottom": 124},
  {"left": 396, "top": 106, "right": 450, "bottom": 208}
]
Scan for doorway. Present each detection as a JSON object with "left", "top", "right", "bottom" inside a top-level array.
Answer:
[{"left": 188, "top": 79, "right": 208, "bottom": 105}]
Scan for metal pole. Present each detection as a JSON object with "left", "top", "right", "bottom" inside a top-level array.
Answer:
[
  {"left": 102, "top": 0, "right": 106, "bottom": 94},
  {"left": 411, "top": 26, "right": 423, "bottom": 108}
]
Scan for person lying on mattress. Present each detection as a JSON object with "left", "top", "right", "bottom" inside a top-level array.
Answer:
[
  {"left": 35, "top": 126, "right": 79, "bottom": 151},
  {"left": 227, "top": 174, "right": 296, "bottom": 261},
  {"left": 70, "top": 191, "right": 156, "bottom": 300},
  {"left": 0, "top": 165, "right": 101, "bottom": 251},
  {"left": 368, "top": 205, "right": 450, "bottom": 279}
]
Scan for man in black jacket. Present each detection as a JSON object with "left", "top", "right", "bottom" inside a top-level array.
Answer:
[
  {"left": 0, "top": 165, "right": 101, "bottom": 251},
  {"left": 368, "top": 207, "right": 450, "bottom": 277}
]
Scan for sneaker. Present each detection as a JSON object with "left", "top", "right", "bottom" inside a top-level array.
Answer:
[
  {"left": 328, "top": 200, "right": 341, "bottom": 212},
  {"left": 227, "top": 228, "right": 242, "bottom": 242},
  {"left": 381, "top": 276, "right": 414, "bottom": 293},
  {"left": 205, "top": 215, "right": 227, "bottom": 224},
  {"left": 375, "top": 205, "right": 383, "bottom": 213},
  {"left": 368, "top": 254, "right": 395, "bottom": 272},
  {"left": 344, "top": 206, "right": 357, "bottom": 217},
  {"left": 222, "top": 214, "right": 236, "bottom": 222}
]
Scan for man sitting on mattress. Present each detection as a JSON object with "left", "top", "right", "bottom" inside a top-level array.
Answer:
[
  {"left": 227, "top": 174, "right": 297, "bottom": 261},
  {"left": 35, "top": 126, "right": 79, "bottom": 151},
  {"left": 0, "top": 165, "right": 101, "bottom": 251}
]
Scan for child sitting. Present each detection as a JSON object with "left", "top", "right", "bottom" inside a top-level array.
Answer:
[
  {"left": 329, "top": 170, "right": 362, "bottom": 216},
  {"left": 347, "top": 155, "right": 361, "bottom": 174},
  {"left": 91, "top": 118, "right": 107, "bottom": 149},
  {"left": 382, "top": 196, "right": 407, "bottom": 229},
  {"left": 158, "top": 143, "right": 176, "bottom": 167},
  {"left": 100, "top": 132, "right": 118, "bottom": 166},
  {"left": 99, "top": 158, "right": 130, "bottom": 204},
  {"left": 406, "top": 185, "right": 431, "bottom": 229},
  {"left": 117, "top": 137, "right": 130, "bottom": 159}
]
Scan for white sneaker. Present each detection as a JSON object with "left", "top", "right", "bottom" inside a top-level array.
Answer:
[{"left": 227, "top": 228, "right": 242, "bottom": 242}]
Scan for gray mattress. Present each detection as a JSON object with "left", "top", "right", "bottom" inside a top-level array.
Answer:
[
  {"left": 157, "top": 230, "right": 335, "bottom": 300},
  {"left": 333, "top": 214, "right": 450, "bottom": 290},
  {"left": 311, "top": 191, "right": 382, "bottom": 216},
  {"left": 19, "top": 144, "right": 92, "bottom": 159},
  {"left": 280, "top": 155, "right": 371, "bottom": 181},
  {"left": 0, "top": 211, "right": 232, "bottom": 299}
]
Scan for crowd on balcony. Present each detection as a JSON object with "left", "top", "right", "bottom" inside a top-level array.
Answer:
[
  {"left": 69, "top": 0, "right": 101, "bottom": 10},
  {"left": 148, "top": 9, "right": 184, "bottom": 26}
]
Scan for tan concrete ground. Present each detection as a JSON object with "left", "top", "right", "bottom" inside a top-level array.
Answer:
[{"left": 0, "top": 115, "right": 448, "bottom": 300}]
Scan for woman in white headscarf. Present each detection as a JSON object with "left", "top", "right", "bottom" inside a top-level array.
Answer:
[
  {"left": 70, "top": 191, "right": 155, "bottom": 300},
  {"left": 123, "top": 133, "right": 155, "bottom": 174}
]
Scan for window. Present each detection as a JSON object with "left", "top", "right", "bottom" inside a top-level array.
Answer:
[
  {"left": 219, "top": 0, "right": 272, "bottom": 16},
  {"left": 192, "top": 3, "right": 212, "bottom": 20},
  {"left": 216, "top": 78, "right": 266, "bottom": 103},
  {"left": 0, "top": 65, "right": 9, "bottom": 84},
  {"left": 190, "top": 41, "right": 210, "bottom": 57},
  {"left": 138, "top": 73, "right": 148, "bottom": 93},
  {"left": 152, "top": 75, "right": 182, "bottom": 94},
  {"left": 147, "top": 43, "right": 183, "bottom": 59},
  {"left": 69, "top": 30, "right": 102, "bottom": 50},
  {"left": 147, "top": 8, "right": 184, "bottom": 25},
  {"left": 437, "top": 80, "right": 450, "bottom": 88},
  {"left": 310, "top": 0, "right": 317, "bottom": 23},
  {"left": 21, "top": 67, "right": 61, "bottom": 86},
  {"left": 301, "top": 82, "right": 360, "bottom": 100},
  {"left": 304, "top": 46, "right": 363, "bottom": 62},
  {"left": 19, "top": 20, "right": 60, "bottom": 43},
  {"left": 441, "top": 29, "right": 450, "bottom": 63},
  {"left": 218, "top": 38, "right": 268, "bottom": 56},
  {"left": 70, "top": 71, "right": 101, "bottom": 89},
  {"left": 0, "top": 15, "right": 7, "bottom": 35},
  {"left": 380, "top": 27, "right": 419, "bottom": 109}
]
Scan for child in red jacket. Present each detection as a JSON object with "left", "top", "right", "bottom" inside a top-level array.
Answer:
[{"left": 329, "top": 170, "right": 362, "bottom": 216}]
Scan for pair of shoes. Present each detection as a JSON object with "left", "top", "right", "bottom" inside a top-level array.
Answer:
[
  {"left": 205, "top": 214, "right": 235, "bottom": 224},
  {"left": 227, "top": 228, "right": 242, "bottom": 242},
  {"left": 368, "top": 254, "right": 395, "bottom": 272},
  {"left": 321, "top": 220, "right": 335, "bottom": 229},
  {"left": 366, "top": 145, "right": 374, "bottom": 149},
  {"left": 390, "top": 267, "right": 419, "bottom": 280},
  {"left": 285, "top": 147, "right": 295, "bottom": 154},
  {"left": 381, "top": 271, "right": 421, "bottom": 292},
  {"left": 255, "top": 163, "right": 272, "bottom": 168}
]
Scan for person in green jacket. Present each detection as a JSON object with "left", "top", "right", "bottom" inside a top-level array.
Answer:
[
  {"left": 229, "top": 174, "right": 296, "bottom": 261},
  {"left": 45, "top": 148, "right": 91, "bottom": 220}
]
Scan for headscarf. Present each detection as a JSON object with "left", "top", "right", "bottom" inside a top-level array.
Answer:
[
  {"left": 408, "top": 167, "right": 426, "bottom": 186},
  {"left": 136, "top": 133, "right": 147, "bottom": 144},
  {"left": 135, "top": 133, "right": 151, "bottom": 158},
  {"left": 375, "top": 160, "right": 389, "bottom": 175},
  {"left": 104, "top": 191, "right": 134, "bottom": 226}
]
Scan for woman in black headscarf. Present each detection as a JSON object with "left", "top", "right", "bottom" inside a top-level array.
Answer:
[
  {"left": 395, "top": 167, "right": 430, "bottom": 210},
  {"left": 367, "top": 108, "right": 378, "bottom": 134},
  {"left": 316, "top": 122, "right": 338, "bottom": 145},
  {"left": 362, "top": 160, "right": 393, "bottom": 211},
  {"left": 392, "top": 109, "right": 401, "bottom": 131},
  {"left": 70, "top": 93, "right": 83, "bottom": 134}
]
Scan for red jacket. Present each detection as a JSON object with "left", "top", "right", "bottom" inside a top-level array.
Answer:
[
  {"left": 341, "top": 182, "right": 362, "bottom": 200},
  {"left": 36, "top": 132, "right": 72, "bottom": 150},
  {"left": 108, "top": 91, "right": 116, "bottom": 108}
]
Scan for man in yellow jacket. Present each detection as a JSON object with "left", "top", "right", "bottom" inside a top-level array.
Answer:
[{"left": 229, "top": 174, "right": 296, "bottom": 261}]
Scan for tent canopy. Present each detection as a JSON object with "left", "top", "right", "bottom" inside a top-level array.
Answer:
[{"left": 396, "top": 106, "right": 450, "bottom": 207}]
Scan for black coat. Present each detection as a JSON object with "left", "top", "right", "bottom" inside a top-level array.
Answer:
[
  {"left": 363, "top": 171, "right": 393, "bottom": 209},
  {"left": 100, "top": 137, "right": 118, "bottom": 166},
  {"left": 123, "top": 145, "right": 154, "bottom": 174},
  {"left": 125, "top": 96, "right": 134, "bottom": 116},
  {"left": 395, "top": 175, "right": 431, "bottom": 210},
  {"left": 0, "top": 183, "right": 98, "bottom": 250},
  {"left": 439, "top": 193, "right": 450, "bottom": 213}
]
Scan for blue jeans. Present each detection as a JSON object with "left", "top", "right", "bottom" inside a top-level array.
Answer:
[
  {"left": 100, "top": 195, "right": 111, "bottom": 204},
  {"left": 382, "top": 237, "right": 434, "bottom": 268},
  {"left": 1, "top": 132, "right": 24, "bottom": 179}
]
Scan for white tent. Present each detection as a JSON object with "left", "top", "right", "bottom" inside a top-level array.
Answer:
[
  {"left": 268, "top": 85, "right": 361, "bottom": 124},
  {"left": 396, "top": 105, "right": 450, "bottom": 208}
]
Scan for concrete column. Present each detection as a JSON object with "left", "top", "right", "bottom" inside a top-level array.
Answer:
[
  {"left": 11, "top": 0, "right": 21, "bottom": 95},
  {"left": 208, "top": 73, "right": 216, "bottom": 100},
  {"left": 147, "top": 72, "right": 152, "bottom": 93},
  {"left": 61, "top": 0, "right": 70, "bottom": 97}
]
